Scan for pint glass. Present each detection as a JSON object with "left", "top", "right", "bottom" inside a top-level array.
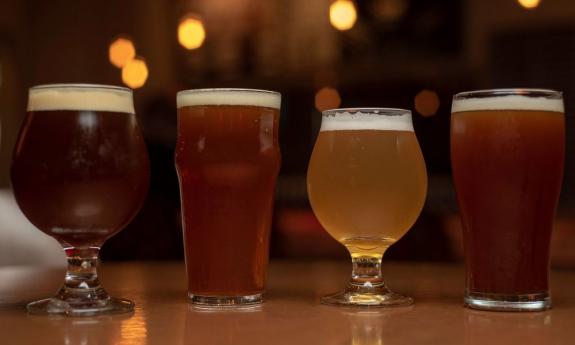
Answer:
[
  {"left": 175, "top": 88, "right": 281, "bottom": 306},
  {"left": 451, "top": 89, "right": 565, "bottom": 311}
]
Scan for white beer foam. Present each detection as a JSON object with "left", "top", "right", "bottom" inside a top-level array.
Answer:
[
  {"left": 28, "top": 84, "right": 135, "bottom": 114},
  {"left": 320, "top": 110, "right": 414, "bottom": 132},
  {"left": 452, "top": 95, "right": 564, "bottom": 113},
  {"left": 177, "top": 88, "right": 281, "bottom": 109}
]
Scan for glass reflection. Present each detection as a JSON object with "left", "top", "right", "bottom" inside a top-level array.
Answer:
[
  {"left": 340, "top": 307, "right": 414, "bottom": 345},
  {"left": 464, "top": 309, "right": 551, "bottom": 345},
  {"left": 30, "top": 312, "right": 144, "bottom": 345},
  {"left": 183, "top": 304, "right": 264, "bottom": 344},
  {"left": 118, "top": 309, "right": 147, "bottom": 345}
]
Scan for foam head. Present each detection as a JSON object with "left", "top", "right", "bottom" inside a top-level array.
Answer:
[
  {"left": 452, "top": 89, "right": 564, "bottom": 113},
  {"left": 27, "top": 84, "right": 135, "bottom": 114},
  {"left": 320, "top": 108, "right": 413, "bottom": 132},
  {"left": 177, "top": 88, "right": 281, "bottom": 110}
]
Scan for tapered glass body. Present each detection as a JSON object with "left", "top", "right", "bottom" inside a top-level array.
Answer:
[
  {"left": 451, "top": 89, "right": 564, "bottom": 311},
  {"left": 175, "top": 89, "right": 281, "bottom": 307}
]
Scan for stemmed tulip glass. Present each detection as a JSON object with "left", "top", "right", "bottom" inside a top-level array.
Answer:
[
  {"left": 307, "top": 108, "right": 427, "bottom": 307},
  {"left": 11, "top": 84, "right": 150, "bottom": 315}
]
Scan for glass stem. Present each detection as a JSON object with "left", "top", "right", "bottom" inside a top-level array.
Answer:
[
  {"left": 60, "top": 246, "right": 107, "bottom": 299},
  {"left": 349, "top": 255, "right": 386, "bottom": 290}
]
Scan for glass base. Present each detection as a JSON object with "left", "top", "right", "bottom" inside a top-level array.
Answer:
[
  {"left": 27, "top": 288, "right": 134, "bottom": 316},
  {"left": 321, "top": 290, "right": 413, "bottom": 308},
  {"left": 188, "top": 293, "right": 263, "bottom": 308},
  {"left": 27, "top": 297, "right": 134, "bottom": 316},
  {"left": 464, "top": 291, "right": 551, "bottom": 312}
]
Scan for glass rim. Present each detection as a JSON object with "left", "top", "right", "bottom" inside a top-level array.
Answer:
[
  {"left": 177, "top": 88, "right": 280, "bottom": 97},
  {"left": 322, "top": 107, "right": 411, "bottom": 116},
  {"left": 454, "top": 88, "right": 562, "bottom": 100},
  {"left": 29, "top": 83, "right": 133, "bottom": 94}
]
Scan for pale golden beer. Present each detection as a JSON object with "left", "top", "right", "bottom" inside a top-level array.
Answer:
[
  {"left": 308, "top": 130, "right": 427, "bottom": 257},
  {"left": 307, "top": 108, "right": 427, "bottom": 307}
]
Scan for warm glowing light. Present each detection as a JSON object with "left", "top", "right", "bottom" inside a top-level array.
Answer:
[
  {"left": 122, "top": 58, "right": 148, "bottom": 89},
  {"left": 329, "top": 0, "right": 357, "bottom": 31},
  {"left": 118, "top": 311, "right": 147, "bottom": 345},
  {"left": 109, "top": 38, "right": 136, "bottom": 68},
  {"left": 414, "top": 90, "right": 440, "bottom": 117},
  {"left": 315, "top": 87, "right": 341, "bottom": 112},
  {"left": 178, "top": 16, "right": 206, "bottom": 50},
  {"left": 518, "top": 0, "right": 540, "bottom": 9}
]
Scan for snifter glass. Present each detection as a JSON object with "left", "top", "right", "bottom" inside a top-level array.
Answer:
[
  {"left": 11, "top": 84, "right": 150, "bottom": 316},
  {"left": 451, "top": 89, "right": 564, "bottom": 311},
  {"left": 307, "top": 108, "right": 428, "bottom": 307}
]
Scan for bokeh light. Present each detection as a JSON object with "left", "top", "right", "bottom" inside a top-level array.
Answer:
[
  {"left": 315, "top": 87, "right": 341, "bottom": 112},
  {"left": 109, "top": 37, "right": 136, "bottom": 68},
  {"left": 178, "top": 16, "right": 206, "bottom": 50},
  {"left": 329, "top": 0, "right": 357, "bottom": 31},
  {"left": 121, "top": 58, "right": 149, "bottom": 89},
  {"left": 371, "top": 0, "right": 408, "bottom": 23},
  {"left": 414, "top": 89, "right": 440, "bottom": 117},
  {"left": 517, "top": 0, "right": 540, "bottom": 9}
]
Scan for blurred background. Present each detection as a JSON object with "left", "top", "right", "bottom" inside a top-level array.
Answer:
[{"left": 1, "top": 0, "right": 575, "bottom": 265}]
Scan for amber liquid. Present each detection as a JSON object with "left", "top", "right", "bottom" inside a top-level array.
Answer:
[
  {"left": 11, "top": 111, "right": 150, "bottom": 247},
  {"left": 175, "top": 105, "right": 280, "bottom": 296},
  {"left": 307, "top": 130, "right": 427, "bottom": 258},
  {"left": 451, "top": 110, "right": 564, "bottom": 294}
]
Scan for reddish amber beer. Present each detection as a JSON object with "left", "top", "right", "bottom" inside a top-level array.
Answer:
[
  {"left": 451, "top": 89, "right": 564, "bottom": 311},
  {"left": 11, "top": 84, "right": 150, "bottom": 316},
  {"left": 175, "top": 88, "right": 281, "bottom": 306}
]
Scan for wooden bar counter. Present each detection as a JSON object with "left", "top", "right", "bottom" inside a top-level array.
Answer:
[{"left": 1, "top": 261, "right": 574, "bottom": 344}]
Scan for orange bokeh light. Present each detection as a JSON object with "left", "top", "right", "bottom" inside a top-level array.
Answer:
[
  {"left": 329, "top": 0, "right": 357, "bottom": 31},
  {"left": 315, "top": 87, "right": 341, "bottom": 112},
  {"left": 109, "top": 37, "right": 136, "bottom": 68},
  {"left": 414, "top": 90, "right": 440, "bottom": 117},
  {"left": 121, "top": 58, "right": 149, "bottom": 89},
  {"left": 178, "top": 16, "right": 206, "bottom": 50}
]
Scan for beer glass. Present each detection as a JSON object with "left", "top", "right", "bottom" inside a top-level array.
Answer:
[
  {"left": 451, "top": 89, "right": 565, "bottom": 311},
  {"left": 175, "top": 88, "right": 281, "bottom": 307},
  {"left": 11, "top": 84, "right": 150, "bottom": 315},
  {"left": 307, "top": 108, "right": 427, "bottom": 307}
]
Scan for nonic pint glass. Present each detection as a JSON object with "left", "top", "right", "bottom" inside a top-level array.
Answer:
[
  {"left": 307, "top": 108, "right": 427, "bottom": 307},
  {"left": 451, "top": 89, "right": 565, "bottom": 311},
  {"left": 175, "top": 88, "right": 281, "bottom": 307}
]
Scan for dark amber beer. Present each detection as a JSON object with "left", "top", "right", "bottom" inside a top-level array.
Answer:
[
  {"left": 11, "top": 84, "right": 150, "bottom": 315},
  {"left": 12, "top": 86, "right": 149, "bottom": 246},
  {"left": 451, "top": 89, "right": 564, "bottom": 311},
  {"left": 175, "top": 89, "right": 281, "bottom": 306}
]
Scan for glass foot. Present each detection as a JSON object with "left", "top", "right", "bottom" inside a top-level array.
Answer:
[
  {"left": 27, "top": 295, "right": 134, "bottom": 316},
  {"left": 188, "top": 293, "right": 262, "bottom": 309},
  {"left": 321, "top": 290, "right": 413, "bottom": 307},
  {"left": 464, "top": 291, "right": 550, "bottom": 312}
]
